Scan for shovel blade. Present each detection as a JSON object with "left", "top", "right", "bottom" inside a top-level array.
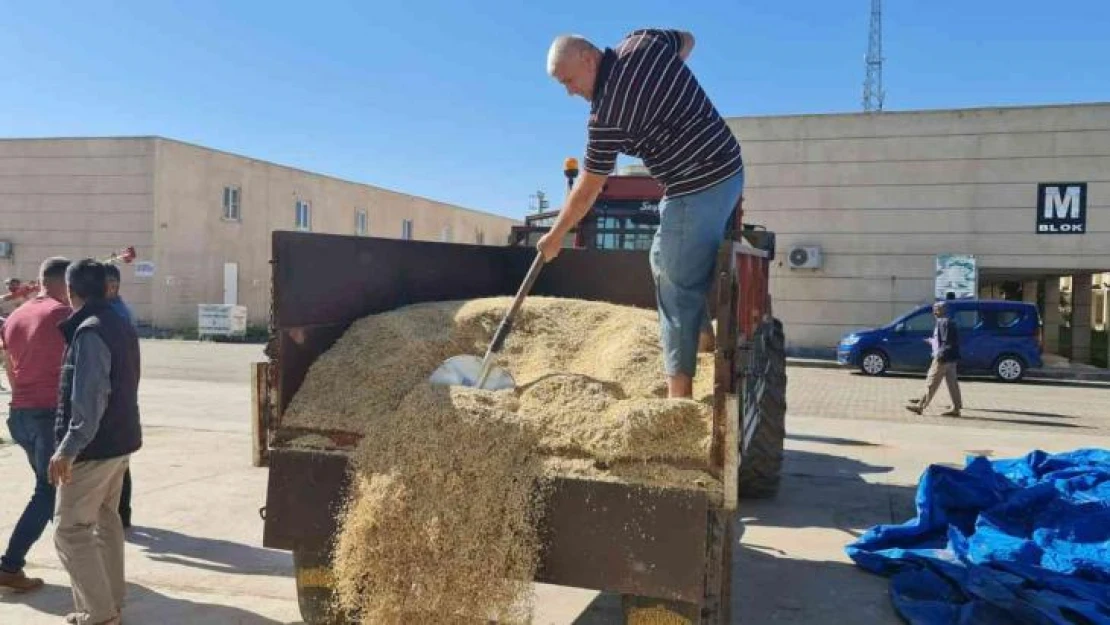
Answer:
[{"left": 429, "top": 355, "right": 516, "bottom": 391}]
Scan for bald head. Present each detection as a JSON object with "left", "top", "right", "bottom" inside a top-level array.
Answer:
[
  {"left": 547, "top": 35, "right": 597, "bottom": 74},
  {"left": 547, "top": 34, "right": 602, "bottom": 101}
]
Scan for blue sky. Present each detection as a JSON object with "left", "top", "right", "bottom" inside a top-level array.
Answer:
[{"left": 3, "top": 1, "right": 1108, "bottom": 218}]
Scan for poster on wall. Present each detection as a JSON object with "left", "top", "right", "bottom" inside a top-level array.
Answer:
[
  {"left": 133, "top": 261, "right": 156, "bottom": 279},
  {"left": 935, "top": 254, "right": 977, "bottom": 300},
  {"left": 1036, "top": 182, "right": 1087, "bottom": 234}
]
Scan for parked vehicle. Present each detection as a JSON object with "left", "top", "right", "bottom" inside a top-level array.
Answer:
[{"left": 837, "top": 300, "right": 1043, "bottom": 382}]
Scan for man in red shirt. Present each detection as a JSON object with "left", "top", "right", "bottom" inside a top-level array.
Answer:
[{"left": 0, "top": 257, "right": 71, "bottom": 592}]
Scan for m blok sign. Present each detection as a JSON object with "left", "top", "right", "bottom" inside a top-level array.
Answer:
[{"left": 1036, "top": 183, "right": 1087, "bottom": 234}]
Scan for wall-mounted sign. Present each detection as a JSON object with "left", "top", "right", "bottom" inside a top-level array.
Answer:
[
  {"left": 134, "top": 261, "right": 156, "bottom": 278},
  {"left": 935, "top": 254, "right": 977, "bottom": 300},
  {"left": 1037, "top": 182, "right": 1087, "bottom": 234}
]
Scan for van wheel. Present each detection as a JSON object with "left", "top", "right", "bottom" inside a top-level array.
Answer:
[
  {"left": 994, "top": 355, "right": 1025, "bottom": 382},
  {"left": 860, "top": 350, "right": 889, "bottom": 376}
]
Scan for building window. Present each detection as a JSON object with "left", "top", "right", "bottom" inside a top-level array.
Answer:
[
  {"left": 355, "top": 209, "right": 368, "bottom": 236},
  {"left": 401, "top": 219, "right": 413, "bottom": 240},
  {"left": 295, "top": 200, "right": 311, "bottom": 231},
  {"left": 223, "top": 186, "right": 241, "bottom": 221},
  {"left": 440, "top": 226, "right": 452, "bottom": 243},
  {"left": 475, "top": 229, "right": 485, "bottom": 245}
]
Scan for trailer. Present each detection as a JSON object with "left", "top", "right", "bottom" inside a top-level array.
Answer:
[{"left": 258, "top": 223, "right": 785, "bottom": 624}]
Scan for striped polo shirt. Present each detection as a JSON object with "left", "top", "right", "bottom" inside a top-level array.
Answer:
[{"left": 584, "top": 29, "right": 743, "bottom": 198}]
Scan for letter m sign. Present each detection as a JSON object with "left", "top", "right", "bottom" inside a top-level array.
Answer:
[{"left": 1036, "top": 182, "right": 1087, "bottom": 234}]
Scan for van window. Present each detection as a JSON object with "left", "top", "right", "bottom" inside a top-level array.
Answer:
[
  {"left": 995, "top": 310, "right": 1024, "bottom": 329},
  {"left": 954, "top": 309, "right": 980, "bottom": 330},
  {"left": 903, "top": 311, "right": 935, "bottom": 333}
]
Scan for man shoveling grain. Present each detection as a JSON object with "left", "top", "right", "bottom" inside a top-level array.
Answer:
[{"left": 538, "top": 28, "right": 744, "bottom": 399}]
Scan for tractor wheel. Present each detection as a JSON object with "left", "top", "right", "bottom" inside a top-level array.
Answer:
[
  {"left": 738, "top": 318, "right": 787, "bottom": 499},
  {"left": 293, "top": 547, "right": 347, "bottom": 625}
]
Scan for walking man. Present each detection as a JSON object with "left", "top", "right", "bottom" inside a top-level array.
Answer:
[
  {"left": 539, "top": 28, "right": 744, "bottom": 398},
  {"left": 0, "top": 258, "right": 72, "bottom": 593},
  {"left": 104, "top": 263, "right": 134, "bottom": 528},
  {"left": 906, "top": 301, "right": 963, "bottom": 417},
  {"left": 50, "top": 259, "right": 142, "bottom": 625}
]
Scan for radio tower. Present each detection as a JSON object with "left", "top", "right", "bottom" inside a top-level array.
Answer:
[{"left": 862, "top": 0, "right": 884, "bottom": 112}]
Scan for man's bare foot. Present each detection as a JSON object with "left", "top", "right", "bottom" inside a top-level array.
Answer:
[{"left": 668, "top": 374, "right": 693, "bottom": 399}]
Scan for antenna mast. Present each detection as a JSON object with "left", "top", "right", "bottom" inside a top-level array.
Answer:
[{"left": 863, "top": 0, "right": 885, "bottom": 112}]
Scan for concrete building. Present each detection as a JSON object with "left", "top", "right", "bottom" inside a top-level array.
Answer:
[
  {"left": 727, "top": 102, "right": 1110, "bottom": 365},
  {"left": 0, "top": 137, "right": 516, "bottom": 330}
]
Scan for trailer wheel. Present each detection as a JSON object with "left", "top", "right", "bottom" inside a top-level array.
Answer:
[
  {"left": 293, "top": 547, "right": 347, "bottom": 625},
  {"left": 738, "top": 318, "right": 787, "bottom": 499},
  {"left": 621, "top": 595, "right": 698, "bottom": 624}
]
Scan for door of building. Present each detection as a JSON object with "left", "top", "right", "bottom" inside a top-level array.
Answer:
[{"left": 224, "top": 262, "right": 238, "bottom": 306}]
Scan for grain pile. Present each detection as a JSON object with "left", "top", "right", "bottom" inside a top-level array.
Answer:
[
  {"left": 284, "top": 296, "right": 716, "bottom": 464},
  {"left": 285, "top": 296, "right": 720, "bottom": 623},
  {"left": 331, "top": 383, "right": 543, "bottom": 624}
]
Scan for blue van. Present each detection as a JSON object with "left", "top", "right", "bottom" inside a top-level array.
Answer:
[{"left": 837, "top": 300, "right": 1043, "bottom": 382}]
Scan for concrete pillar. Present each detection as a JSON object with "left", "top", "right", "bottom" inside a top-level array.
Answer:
[
  {"left": 1022, "top": 280, "right": 1038, "bottom": 305},
  {"left": 1044, "top": 279, "right": 1062, "bottom": 354},
  {"left": 1072, "top": 273, "right": 1093, "bottom": 364}
]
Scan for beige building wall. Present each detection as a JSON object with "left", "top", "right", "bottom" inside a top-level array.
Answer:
[
  {"left": 151, "top": 139, "right": 516, "bottom": 327},
  {"left": 728, "top": 103, "right": 1110, "bottom": 353},
  {"left": 0, "top": 138, "right": 156, "bottom": 319},
  {"left": 1, "top": 137, "right": 518, "bottom": 329}
]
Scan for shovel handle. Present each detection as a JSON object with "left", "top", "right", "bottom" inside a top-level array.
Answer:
[
  {"left": 489, "top": 252, "right": 545, "bottom": 353},
  {"left": 475, "top": 252, "right": 545, "bottom": 389}
]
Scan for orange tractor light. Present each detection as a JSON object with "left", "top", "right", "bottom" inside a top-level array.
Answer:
[{"left": 563, "top": 157, "right": 579, "bottom": 190}]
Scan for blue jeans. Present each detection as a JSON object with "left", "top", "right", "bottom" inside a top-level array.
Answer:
[
  {"left": 650, "top": 170, "right": 745, "bottom": 377},
  {"left": 2, "top": 408, "right": 57, "bottom": 573}
]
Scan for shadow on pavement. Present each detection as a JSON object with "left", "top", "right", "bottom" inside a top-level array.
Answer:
[
  {"left": 955, "top": 414, "right": 1093, "bottom": 429},
  {"left": 0, "top": 582, "right": 70, "bottom": 616},
  {"left": 786, "top": 433, "right": 882, "bottom": 447},
  {"left": 569, "top": 593, "right": 621, "bottom": 624},
  {"left": 125, "top": 582, "right": 293, "bottom": 624},
  {"left": 2, "top": 581, "right": 295, "bottom": 624},
  {"left": 127, "top": 527, "right": 293, "bottom": 577},
  {"left": 741, "top": 449, "right": 918, "bottom": 536},
  {"left": 732, "top": 450, "right": 908, "bottom": 623},
  {"left": 732, "top": 539, "right": 899, "bottom": 624},
  {"left": 974, "top": 408, "right": 1079, "bottom": 420}
]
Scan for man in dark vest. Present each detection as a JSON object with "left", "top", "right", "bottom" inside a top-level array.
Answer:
[{"left": 48, "top": 259, "right": 141, "bottom": 625}]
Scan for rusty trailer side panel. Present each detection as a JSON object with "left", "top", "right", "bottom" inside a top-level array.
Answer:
[
  {"left": 263, "top": 448, "right": 710, "bottom": 603},
  {"left": 270, "top": 232, "right": 658, "bottom": 415}
]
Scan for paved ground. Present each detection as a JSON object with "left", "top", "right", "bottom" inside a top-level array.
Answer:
[
  {"left": 787, "top": 366, "right": 1110, "bottom": 433},
  {"left": 0, "top": 340, "right": 1107, "bottom": 624}
]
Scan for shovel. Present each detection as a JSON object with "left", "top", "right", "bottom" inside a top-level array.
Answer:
[{"left": 429, "top": 252, "right": 546, "bottom": 391}]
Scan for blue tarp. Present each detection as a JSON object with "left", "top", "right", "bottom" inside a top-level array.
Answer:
[{"left": 846, "top": 449, "right": 1110, "bottom": 625}]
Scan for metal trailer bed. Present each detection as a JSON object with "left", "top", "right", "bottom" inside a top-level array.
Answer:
[{"left": 258, "top": 230, "right": 777, "bottom": 624}]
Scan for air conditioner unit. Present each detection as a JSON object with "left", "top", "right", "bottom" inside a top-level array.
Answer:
[
  {"left": 787, "top": 245, "right": 822, "bottom": 270},
  {"left": 0, "top": 241, "right": 11, "bottom": 259}
]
